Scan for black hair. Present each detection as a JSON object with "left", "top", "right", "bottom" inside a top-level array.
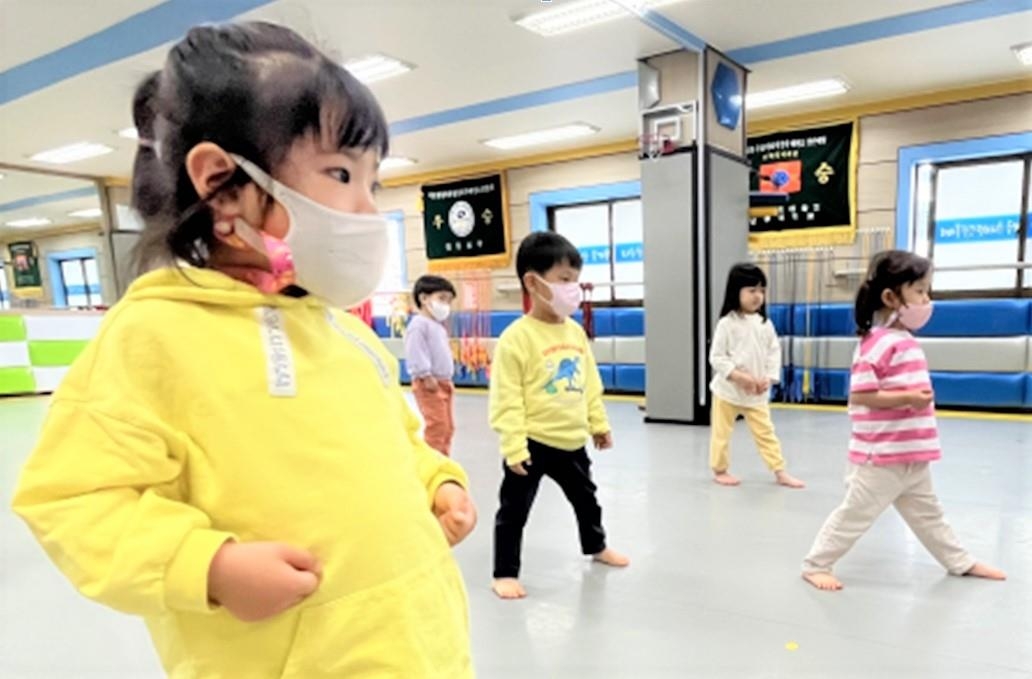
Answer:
[
  {"left": 855, "top": 250, "right": 932, "bottom": 336},
  {"left": 516, "top": 231, "right": 583, "bottom": 292},
  {"left": 130, "top": 21, "right": 390, "bottom": 274},
  {"left": 412, "top": 275, "right": 457, "bottom": 309},
  {"left": 719, "top": 262, "right": 768, "bottom": 319}
]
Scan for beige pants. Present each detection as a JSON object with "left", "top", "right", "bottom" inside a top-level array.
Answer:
[
  {"left": 803, "top": 462, "right": 975, "bottom": 575},
  {"left": 709, "top": 396, "right": 786, "bottom": 473}
]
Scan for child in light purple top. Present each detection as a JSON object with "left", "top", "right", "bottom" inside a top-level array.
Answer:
[{"left": 406, "top": 275, "right": 457, "bottom": 455}]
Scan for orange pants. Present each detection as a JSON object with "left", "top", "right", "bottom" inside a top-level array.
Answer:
[{"left": 412, "top": 378, "right": 455, "bottom": 456}]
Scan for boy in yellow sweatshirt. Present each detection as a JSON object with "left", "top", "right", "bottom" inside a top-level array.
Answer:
[{"left": 489, "top": 232, "right": 630, "bottom": 600}]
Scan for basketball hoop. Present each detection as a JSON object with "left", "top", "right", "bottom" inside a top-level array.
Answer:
[{"left": 638, "top": 133, "right": 673, "bottom": 161}]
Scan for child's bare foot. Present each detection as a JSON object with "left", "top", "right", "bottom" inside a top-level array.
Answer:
[
  {"left": 802, "top": 572, "right": 843, "bottom": 591},
  {"left": 492, "top": 578, "right": 527, "bottom": 599},
  {"left": 965, "top": 563, "right": 1006, "bottom": 580},
  {"left": 714, "top": 472, "right": 740, "bottom": 486},
  {"left": 775, "top": 471, "right": 806, "bottom": 489},
  {"left": 592, "top": 548, "right": 630, "bottom": 567}
]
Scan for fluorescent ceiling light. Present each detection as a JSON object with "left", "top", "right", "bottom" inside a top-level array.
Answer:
[
  {"left": 6, "top": 217, "right": 52, "bottom": 228},
  {"left": 118, "top": 127, "right": 139, "bottom": 139},
  {"left": 746, "top": 79, "right": 849, "bottom": 109},
  {"left": 516, "top": 0, "right": 680, "bottom": 37},
  {"left": 68, "top": 208, "right": 103, "bottom": 219},
  {"left": 1012, "top": 42, "right": 1032, "bottom": 66},
  {"left": 30, "top": 141, "right": 114, "bottom": 164},
  {"left": 380, "top": 157, "right": 417, "bottom": 171},
  {"left": 483, "top": 123, "right": 599, "bottom": 150},
  {"left": 344, "top": 54, "right": 412, "bottom": 84}
]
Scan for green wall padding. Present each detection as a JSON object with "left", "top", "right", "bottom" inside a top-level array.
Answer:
[
  {"left": 0, "top": 316, "right": 27, "bottom": 342},
  {"left": 28, "top": 340, "right": 90, "bottom": 367},
  {"left": 0, "top": 367, "right": 35, "bottom": 394}
]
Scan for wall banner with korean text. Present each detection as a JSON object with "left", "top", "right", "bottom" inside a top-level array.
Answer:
[
  {"left": 747, "top": 121, "right": 857, "bottom": 249},
  {"left": 421, "top": 173, "right": 511, "bottom": 271}
]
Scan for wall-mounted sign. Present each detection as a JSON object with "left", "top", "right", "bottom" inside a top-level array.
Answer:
[
  {"left": 747, "top": 121, "right": 857, "bottom": 248},
  {"left": 8, "top": 241, "right": 42, "bottom": 289},
  {"left": 421, "top": 173, "right": 511, "bottom": 271}
]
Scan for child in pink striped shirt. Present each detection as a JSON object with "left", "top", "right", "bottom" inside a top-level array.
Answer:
[{"left": 802, "top": 251, "right": 1005, "bottom": 591}]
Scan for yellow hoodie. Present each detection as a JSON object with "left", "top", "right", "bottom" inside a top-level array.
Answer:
[{"left": 12, "top": 268, "right": 472, "bottom": 678}]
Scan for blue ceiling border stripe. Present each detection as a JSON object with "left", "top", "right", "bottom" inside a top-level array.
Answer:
[
  {"left": 0, "top": 186, "right": 98, "bottom": 214},
  {"left": 728, "top": 0, "right": 1032, "bottom": 64},
  {"left": 634, "top": 7, "right": 706, "bottom": 52},
  {"left": 390, "top": 71, "right": 637, "bottom": 136},
  {"left": 0, "top": 0, "right": 277, "bottom": 106}
]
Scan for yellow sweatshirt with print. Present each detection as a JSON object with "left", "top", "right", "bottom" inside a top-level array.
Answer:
[
  {"left": 12, "top": 268, "right": 472, "bottom": 679},
  {"left": 489, "top": 316, "right": 610, "bottom": 465}
]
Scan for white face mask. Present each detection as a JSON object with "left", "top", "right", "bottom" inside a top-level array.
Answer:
[
  {"left": 429, "top": 300, "right": 451, "bottom": 322},
  {"left": 231, "top": 155, "right": 389, "bottom": 309}
]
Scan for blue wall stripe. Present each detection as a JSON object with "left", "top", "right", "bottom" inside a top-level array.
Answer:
[
  {"left": 0, "top": 0, "right": 276, "bottom": 106},
  {"left": 529, "top": 180, "right": 642, "bottom": 233},
  {"left": 728, "top": 0, "right": 1032, "bottom": 64},
  {"left": 0, "top": 187, "right": 98, "bottom": 214},
  {"left": 390, "top": 71, "right": 637, "bottom": 136},
  {"left": 895, "top": 131, "right": 1032, "bottom": 249}
]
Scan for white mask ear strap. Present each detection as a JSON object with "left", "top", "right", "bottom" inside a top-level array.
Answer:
[{"left": 229, "top": 154, "right": 276, "bottom": 194}]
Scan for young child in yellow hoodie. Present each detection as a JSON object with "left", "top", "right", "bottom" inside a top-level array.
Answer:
[
  {"left": 12, "top": 22, "right": 476, "bottom": 678},
  {"left": 489, "top": 232, "right": 629, "bottom": 600}
]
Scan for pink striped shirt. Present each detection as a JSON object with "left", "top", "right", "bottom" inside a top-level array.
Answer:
[{"left": 848, "top": 327, "right": 941, "bottom": 465}]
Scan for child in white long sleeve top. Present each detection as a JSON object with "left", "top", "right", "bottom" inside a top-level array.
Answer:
[{"left": 708, "top": 263, "right": 805, "bottom": 488}]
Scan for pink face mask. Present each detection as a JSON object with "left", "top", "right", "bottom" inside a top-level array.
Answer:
[
  {"left": 533, "top": 275, "right": 581, "bottom": 318},
  {"left": 214, "top": 217, "right": 296, "bottom": 294},
  {"left": 894, "top": 302, "right": 933, "bottom": 331}
]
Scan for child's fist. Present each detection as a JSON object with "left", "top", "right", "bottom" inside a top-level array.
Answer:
[
  {"left": 593, "top": 432, "right": 613, "bottom": 450},
  {"left": 207, "top": 542, "right": 321, "bottom": 622},
  {"left": 433, "top": 482, "right": 477, "bottom": 547},
  {"left": 907, "top": 389, "right": 935, "bottom": 410}
]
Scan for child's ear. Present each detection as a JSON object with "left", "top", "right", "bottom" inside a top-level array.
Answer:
[
  {"left": 186, "top": 142, "right": 237, "bottom": 204},
  {"left": 880, "top": 288, "right": 899, "bottom": 309}
]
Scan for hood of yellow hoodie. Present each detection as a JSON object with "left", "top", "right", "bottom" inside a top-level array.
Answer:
[{"left": 124, "top": 267, "right": 328, "bottom": 309}]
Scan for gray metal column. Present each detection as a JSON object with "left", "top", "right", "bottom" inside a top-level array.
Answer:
[{"left": 640, "top": 47, "right": 750, "bottom": 425}]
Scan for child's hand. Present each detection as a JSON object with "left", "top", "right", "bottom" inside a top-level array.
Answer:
[
  {"left": 730, "top": 370, "right": 753, "bottom": 391},
  {"left": 508, "top": 460, "right": 531, "bottom": 476},
  {"left": 907, "top": 389, "right": 935, "bottom": 410},
  {"left": 593, "top": 432, "right": 613, "bottom": 450},
  {"left": 755, "top": 378, "right": 772, "bottom": 395},
  {"left": 433, "top": 482, "right": 477, "bottom": 547},
  {"left": 207, "top": 542, "right": 321, "bottom": 622}
]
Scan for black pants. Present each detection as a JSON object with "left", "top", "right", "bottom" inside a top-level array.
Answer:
[{"left": 493, "top": 439, "right": 607, "bottom": 579}]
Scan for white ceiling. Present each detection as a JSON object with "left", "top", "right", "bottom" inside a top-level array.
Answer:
[{"left": 0, "top": 0, "right": 1029, "bottom": 194}]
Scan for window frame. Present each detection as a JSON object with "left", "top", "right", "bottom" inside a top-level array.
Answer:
[
  {"left": 46, "top": 248, "right": 103, "bottom": 309},
  {"left": 921, "top": 152, "right": 1031, "bottom": 298},
  {"left": 547, "top": 197, "right": 644, "bottom": 307}
]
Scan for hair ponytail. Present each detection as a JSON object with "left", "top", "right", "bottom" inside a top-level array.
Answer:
[{"left": 854, "top": 280, "right": 878, "bottom": 336}]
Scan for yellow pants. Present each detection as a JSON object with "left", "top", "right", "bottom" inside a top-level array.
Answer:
[{"left": 709, "top": 396, "right": 786, "bottom": 473}]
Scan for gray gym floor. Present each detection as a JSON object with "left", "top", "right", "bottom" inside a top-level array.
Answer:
[{"left": 1, "top": 394, "right": 1029, "bottom": 678}]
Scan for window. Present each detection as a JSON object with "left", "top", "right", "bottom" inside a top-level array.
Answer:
[
  {"left": 372, "top": 211, "right": 408, "bottom": 317},
  {"left": 0, "top": 263, "right": 9, "bottom": 310},
  {"left": 49, "top": 251, "right": 102, "bottom": 309},
  {"left": 550, "top": 198, "right": 643, "bottom": 303},
  {"left": 915, "top": 154, "right": 1030, "bottom": 294}
]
